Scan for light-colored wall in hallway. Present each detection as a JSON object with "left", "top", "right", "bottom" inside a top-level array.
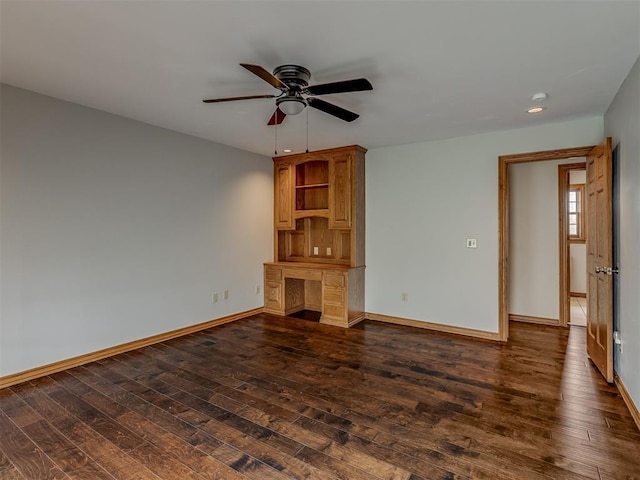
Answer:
[
  {"left": 569, "top": 169, "right": 587, "bottom": 295},
  {"left": 509, "top": 159, "right": 585, "bottom": 320}
]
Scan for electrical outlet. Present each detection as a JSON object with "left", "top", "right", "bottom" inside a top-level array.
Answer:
[
  {"left": 401, "top": 292, "right": 408, "bottom": 302},
  {"left": 223, "top": 290, "right": 229, "bottom": 300},
  {"left": 212, "top": 292, "right": 218, "bottom": 304},
  {"left": 313, "top": 246, "right": 319, "bottom": 255},
  {"left": 466, "top": 238, "right": 477, "bottom": 248},
  {"left": 326, "top": 247, "right": 332, "bottom": 256},
  {"left": 256, "top": 285, "right": 261, "bottom": 295}
]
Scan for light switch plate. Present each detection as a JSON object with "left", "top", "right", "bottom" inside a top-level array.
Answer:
[{"left": 466, "top": 238, "right": 477, "bottom": 248}]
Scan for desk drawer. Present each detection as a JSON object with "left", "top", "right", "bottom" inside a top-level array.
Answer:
[
  {"left": 265, "top": 267, "right": 282, "bottom": 282},
  {"left": 323, "top": 286, "right": 345, "bottom": 304},
  {"left": 283, "top": 268, "right": 323, "bottom": 281},
  {"left": 323, "top": 273, "right": 346, "bottom": 287}
]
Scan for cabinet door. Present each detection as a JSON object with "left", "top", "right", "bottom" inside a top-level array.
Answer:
[
  {"left": 329, "top": 154, "right": 352, "bottom": 229},
  {"left": 274, "top": 161, "right": 294, "bottom": 229},
  {"left": 264, "top": 266, "right": 284, "bottom": 315}
]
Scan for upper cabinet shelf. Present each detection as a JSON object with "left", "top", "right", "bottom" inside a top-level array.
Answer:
[
  {"left": 296, "top": 160, "right": 328, "bottom": 186},
  {"left": 295, "top": 159, "right": 329, "bottom": 211}
]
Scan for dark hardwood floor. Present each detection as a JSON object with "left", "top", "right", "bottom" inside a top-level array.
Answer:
[{"left": 1, "top": 315, "right": 639, "bottom": 479}]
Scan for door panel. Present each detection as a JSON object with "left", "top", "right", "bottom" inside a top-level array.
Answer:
[{"left": 586, "top": 137, "right": 613, "bottom": 382}]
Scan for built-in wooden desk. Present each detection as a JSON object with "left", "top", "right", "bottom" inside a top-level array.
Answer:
[{"left": 264, "top": 262, "right": 365, "bottom": 327}]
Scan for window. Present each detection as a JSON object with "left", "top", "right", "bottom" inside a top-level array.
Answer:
[{"left": 568, "top": 184, "right": 585, "bottom": 242}]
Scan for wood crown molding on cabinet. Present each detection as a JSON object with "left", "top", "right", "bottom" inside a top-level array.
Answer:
[{"left": 0, "top": 308, "right": 262, "bottom": 389}]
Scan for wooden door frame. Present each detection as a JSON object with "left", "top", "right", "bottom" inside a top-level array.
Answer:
[
  {"left": 558, "top": 162, "right": 587, "bottom": 327},
  {"left": 498, "top": 146, "right": 595, "bottom": 341}
]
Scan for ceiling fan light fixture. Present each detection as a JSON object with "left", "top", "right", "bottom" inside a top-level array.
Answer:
[{"left": 276, "top": 96, "right": 306, "bottom": 115}]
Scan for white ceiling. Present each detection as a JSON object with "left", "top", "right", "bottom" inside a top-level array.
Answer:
[{"left": 2, "top": 1, "right": 639, "bottom": 157}]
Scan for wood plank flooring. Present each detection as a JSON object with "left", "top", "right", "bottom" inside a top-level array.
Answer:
[{"left": 1, "top": 315, "right": 639, "bottom": 479}]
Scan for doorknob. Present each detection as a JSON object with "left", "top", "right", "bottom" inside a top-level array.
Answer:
[{"left": 595, "top": 266, "right": 620, "bottom": 275}]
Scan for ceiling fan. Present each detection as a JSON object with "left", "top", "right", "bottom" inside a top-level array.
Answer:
[{"left": 203, "top": 64, "right": 372, "bottom": 125}]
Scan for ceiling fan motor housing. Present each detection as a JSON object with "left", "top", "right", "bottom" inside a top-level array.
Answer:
[
  {"left": 273, "top": 64, "right": 311, "bottom": 90},
  {"left": 273, "top": 65, "right": 311, "bottom": 114}
]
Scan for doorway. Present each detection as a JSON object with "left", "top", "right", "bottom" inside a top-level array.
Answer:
[
  {"left": 498, "top": 145, "right": 595, "bottom": 341},
  {"left": 499, "top": 140, "right": 615, "bottom": 383},
  {"left": 559, "top": 163, "right": 588, "bottom": 327}
]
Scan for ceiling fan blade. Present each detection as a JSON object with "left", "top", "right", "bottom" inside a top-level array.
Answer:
[
  {"left": 267, "top": 108, "right": 286, "bottom": 126},
  {"left": 240, "top": 63, "right": 286, "bottom": 90},
  {"left": 203, "top": 94, "right": 276, "bottom": 103},
  {"left": 305, "top": 78, "right": 372, "bottom": 96},
  {"left": 307, "top": 98, "right": 359, "bottom": 122}
]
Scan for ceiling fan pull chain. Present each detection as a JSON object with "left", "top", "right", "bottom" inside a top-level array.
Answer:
[
  {"left": 306, "top": 107, "right": 309, "bottom": 153},
  {"left": 274, "top": 110, "right": 278, "bottom": 155}
]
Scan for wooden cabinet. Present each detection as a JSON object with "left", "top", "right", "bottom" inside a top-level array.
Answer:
[
  {"left": 272, "top": 145, "right": 365, "bottom": 267},
  {"left": 263, "top": 263, "right": 365, "bottom": 328},
  {"left": 266, "top": 145, "right": 366, "bottom": 328}
]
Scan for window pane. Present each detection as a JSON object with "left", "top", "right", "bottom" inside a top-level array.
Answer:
[
  {"left": 569, "top": 225, "right": 577, "bottom": 235},
  {"left": 569, "top": 202, "right": 577, "bottom": 213},
  {"left": 569, "top": 191, "right": 577, "bottom": 201},
  {"left": 569, "top": 214, "right": 577, "bottom": 225}
]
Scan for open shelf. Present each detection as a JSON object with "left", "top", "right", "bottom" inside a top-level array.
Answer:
[
  {"left": 295, "top": 161, "right": 329, "bottom": 211},
  {"left": 296, "top": 160, "right": 328, "bottom": 187}
]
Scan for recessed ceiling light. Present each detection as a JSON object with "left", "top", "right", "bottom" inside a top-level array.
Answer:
[
  {"left": 283, "top": 149, "right": 293, "bottom": 153},
  {"left": 526, "top": 106, "right": 546, "bottom": 114}
]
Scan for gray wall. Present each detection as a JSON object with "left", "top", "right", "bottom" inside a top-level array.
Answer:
[
  {"left": 604, "top": 56, "right": 640, "bottom": 409},
  {"left": 366, "top": 116, "right": 603, "bottom": 332},
  {"left": 0, "top": 84, "right": 273, "bottom": 377}
]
